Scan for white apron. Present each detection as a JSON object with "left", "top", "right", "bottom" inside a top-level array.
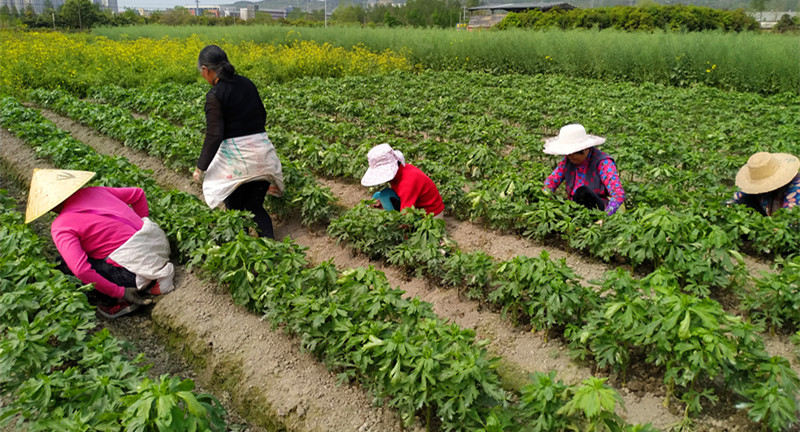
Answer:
[
  {"left": 202, "top": 132, "right": 286, "bottom": 209},
  {"left": 107, "top": 217, "right": 175, "bottom": 294}
]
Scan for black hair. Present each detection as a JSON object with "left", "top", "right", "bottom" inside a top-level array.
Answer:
[{"left": 197, "top": 45, "right": 235, "bottom": 81}]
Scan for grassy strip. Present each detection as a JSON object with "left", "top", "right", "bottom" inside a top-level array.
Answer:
[
  {"left": 91, "top": 25, "right": 800, "bottom": 95},
  {"left": 0, "top": 191, "right": 227, "bottom": 431}
]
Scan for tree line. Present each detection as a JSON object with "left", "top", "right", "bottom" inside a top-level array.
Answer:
[
  {"left": 496, "top": 5, "right": 762, "bottom": 32},
  {"left": 1, "top": 0, "right": 145, "bottom": 29},
  {"left": 2, "top": 0, "right": 796, "bottom": 31}
]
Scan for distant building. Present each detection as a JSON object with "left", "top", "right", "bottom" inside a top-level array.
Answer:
[
  {"left": 466, "top": 2, "right": 575, "bottom": 30},
  {"left": 220, "top": 6, "right": 239, "bottom": 17},
  {"left": 261, "top": 7, "right": 292, "bottom": 20},
  {"left": 240, "top": 4, "right": 258, "bottom": 20},
  {"left": 93, "top": 0, "right": 118, "bottom": 14},
  {"left": 752, "top": 10, "right": 797, "bottom": 29},
  {"left": 1, "top": 0, "right": 65, "bottom": 14},
  {"left": 191, "top": 5, "right": 221, "bottom": 17}
]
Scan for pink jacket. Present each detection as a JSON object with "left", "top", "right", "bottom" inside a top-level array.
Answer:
[{"left": 51, "top": 187, "right": 147, "bottom": 298}]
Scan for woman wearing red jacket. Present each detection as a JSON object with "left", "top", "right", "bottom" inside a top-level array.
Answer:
[{"left": 361, "top": 143, "right": 444, "bottom": 218}]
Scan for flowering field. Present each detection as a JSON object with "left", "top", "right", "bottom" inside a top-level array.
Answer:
[
  {"left": 2, "top": 29, "right": 800, "bottom": 432},
  {"left": 0, "top": 30, "right": 414, "bottom": 96}
]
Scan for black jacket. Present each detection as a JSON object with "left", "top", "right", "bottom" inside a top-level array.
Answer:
[{"left": 197, "top": 74, "right": 267, "bottom": 171}]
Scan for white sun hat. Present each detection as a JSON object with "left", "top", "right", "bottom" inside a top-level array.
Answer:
[
  {"left": 26, "top": 169, "right": 95, "bottom": 223},
  {"left": 361, "top": 143, "right": 406, "bottom": 187},
  {"left": 735, "top": 152, "right": 800, "bottom": 194},
  {"left": 543, "top": 124, "right": 606, "bottom": 155}
]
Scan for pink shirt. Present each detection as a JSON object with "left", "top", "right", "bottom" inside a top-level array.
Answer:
[{"left": 51, "top": 187, "right": 148, "bottom": 298}]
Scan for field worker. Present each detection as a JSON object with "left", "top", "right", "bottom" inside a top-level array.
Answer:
[
  {"left": 192, "top": 44, "right": 285, "bottom": 239},
  {"left": 26, "top": 169, "right": 174, "bottom": 319},
  {"left": 361, "top": 143, "right": 445, "bottom": 218},
  {"left": 730, "top": 152, "right": 799, "bottom": 216},
  {"left": 542, "top": 124, "right": 625, "bottom": 216}
]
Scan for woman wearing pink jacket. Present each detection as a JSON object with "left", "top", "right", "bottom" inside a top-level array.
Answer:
[{"left": 26, "top": 169, "right": 174, "bottom": 319}]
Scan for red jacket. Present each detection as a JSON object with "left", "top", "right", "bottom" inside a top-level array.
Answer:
[{"left": 390, "top": 164, "right": 444, "bottom": 216}]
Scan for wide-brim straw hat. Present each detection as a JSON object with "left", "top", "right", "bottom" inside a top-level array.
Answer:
[
  {"left": 25, "top": 169, "right": 95, "bottom": 223},
  {"left": 735, "top": 152, "right": 799, "bottom": 194},
  {"left": 361, "top": 143, "right": 406, "bottom": 187},
  {"left": 543, "top": 124, "right": 606, "bottom": 155}
]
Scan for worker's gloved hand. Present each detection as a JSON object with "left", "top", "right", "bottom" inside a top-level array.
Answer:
[{"left": 123, "top": 287, "right": 152, "bottom": 305}]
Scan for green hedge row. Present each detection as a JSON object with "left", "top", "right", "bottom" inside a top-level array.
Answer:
[{"left": 496, "top": 5, "right": 759, "bottom": 32}]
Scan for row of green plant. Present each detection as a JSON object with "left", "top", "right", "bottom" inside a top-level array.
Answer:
[
  {"left": 743, "top": 255, "right": 800, "bottom": 332},
  {"left": 0, "top": 191, "right": 228, "bottom": 431},
  {"left": 33, "top": 82, "right": 800, "bottom": 330},
  {"left": 568, "top": 268, "right": 799, "bottom": 431},
  {"left": 0, "top": 96, "right": 645, "bottom": 432},
  {"left": 92, "top": 25, "right": 800, "bottom": 94},
  {"left": 74, "top": 82, "right": 799, "bottom": 290},
  {"left": 328, "top": 202, "right": 800, "bottom": 430},
  {"left": 496, "top": 5, "right": 759, "bottom": 32},
  {"left": 251, "top": 74, "right": 800, "bottom": 259},
  {"left": 27, "top": 88, "right": 337, "bottom": 226},
  {"left": 62, "top": 76, "right": 800, "bottom": 269}
]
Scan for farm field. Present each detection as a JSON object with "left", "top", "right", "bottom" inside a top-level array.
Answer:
[{"left": 2, "top": 28, "right": 800, "bottom": 432}]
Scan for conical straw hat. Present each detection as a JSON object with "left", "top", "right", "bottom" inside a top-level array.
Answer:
[{"left": 25, "top": 169, "right": 95, "bottom": 223}]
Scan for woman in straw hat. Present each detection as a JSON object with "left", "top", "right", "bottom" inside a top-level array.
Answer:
[
  {"left": 542, "top": 124, "right": 626, "bottom": 216},
  {"left": 730, "top": 152, "right": 799, "bottom": 216},
  {"left": 361, "top": 143, "right": 445, "bottom": 218},
  {"left": 192, "top": 44, "right": 285, "bottom": 239},
  {"left": 26, "top": 169, "right": 174, "bottom": 319}
]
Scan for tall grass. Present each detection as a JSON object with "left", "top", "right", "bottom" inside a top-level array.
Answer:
[{"left": 94, "top": 25, "right": 800, "bottom": 94}]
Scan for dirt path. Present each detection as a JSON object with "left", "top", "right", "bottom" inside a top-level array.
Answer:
[
  {"left": 1, "top": 128, "right": 412, "bottom": 432},
  {"left": 25, "top": 107, "right": 796, "bottom": 430}
]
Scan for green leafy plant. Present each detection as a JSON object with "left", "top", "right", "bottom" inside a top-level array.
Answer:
[
  {"left": 489, "top": 251, "right": 598, "bottom": 336},
  {"left": 742, "top": 255, "right": 800, "bottom": 332},
  {"left": 122, "top": 375, "right": 226, "bottom": 432}
]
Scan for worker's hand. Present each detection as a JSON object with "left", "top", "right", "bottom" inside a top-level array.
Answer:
[
  {"left": 123, "top": 287, "right": 152, "bottom": 306},
  {"left": 370, "top": 201, "right": 383, "bottom": 209},
  {"left": 595, "top": 219, "right": 604, "bottom": 226},
  {"left": 192, "top": 168, "right": 204, "bottom": 183}
]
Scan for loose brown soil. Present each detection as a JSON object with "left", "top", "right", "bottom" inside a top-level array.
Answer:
[{"left": 12, "top": 107, "right": 800, "bottom": 431}]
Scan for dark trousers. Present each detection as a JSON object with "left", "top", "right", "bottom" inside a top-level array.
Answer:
[
  {"left": 58, "top": 257, "right": 136, "bottom": 305},
  {"left": 573, "top": 186, "right": 607, "bottom": 212},
  {"left": 737, "top": 193, "right": 768, "bottom": 216},
  {"left": 224, "top": 180, "right": 274, "bottom": 239}
]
